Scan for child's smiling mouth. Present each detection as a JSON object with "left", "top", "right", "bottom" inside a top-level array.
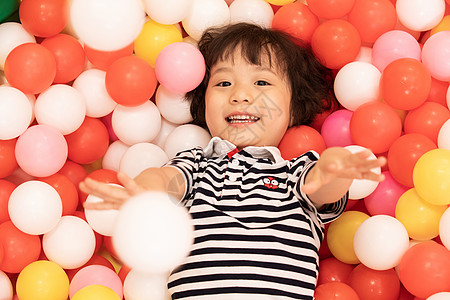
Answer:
[{"left": 225, "top": 112, "right": 260, "bottom": 125}]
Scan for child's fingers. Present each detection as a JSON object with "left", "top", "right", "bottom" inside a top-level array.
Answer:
[
  {"left": 117, "top": 172, "right": 144, "bottom": 195},
  {"left": 83, "top": 200, "right": 121, "bottom": 210},
  {"left": 80, "top": 178, "right": 129, "bottom": 202}
]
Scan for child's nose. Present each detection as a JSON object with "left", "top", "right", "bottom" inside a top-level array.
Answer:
[{"left": 230, "top": 85, "right": 253, "bottom": 103}]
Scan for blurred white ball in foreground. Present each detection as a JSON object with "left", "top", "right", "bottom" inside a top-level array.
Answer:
[
  {"left": 112, "top": 101, "right": 161, "bottom": 146},
  {"left": 35, "top": 84, "right": 86, "bottom": 135},
  {"left": 345, "top": 145, "right": 381, "bottom": 199},
  {"left": 439, "top": 207, "right": 450, "bottom": 251},
  {"left": 0, "top": 86, "right": 33, "bottom": 140},
  {"left": 119, "top": 143, "right": 169, "bottom": 179},
  {"left": 353, "top": 215, "right": 409, "bottom": 270},
  {"left": 229, "top": 0, "right": 274, "bottom": 28},
  {"left": 0, "top": 270, "right": 13, "bottom": 300},
  {"left": 70, "top": 0, "right": 146, "bottom": 51},
  {"left": 43, "top": 216, "right": 96, "bottom": 269},
  {"left": 72, "top": 69, "right": 117, "bottom": 118},
  {"left": 143, "top": 0, "right": 193, "bottom": 25},
  {"left": 102, "top": 140, "right": 130, "bottom": 172},
  {"left": 0, "top": 22, "right": 36, "bottom": 70},
  {"left": 396, "top": 0, "right": 445, "bottom": 32},
  {"left": 124, "top": 270, "right": 170, "bottom": 300},
  {"left": 113, "top": 192, "right": 194, "bottom": 274},
  {"left": 155, "top": 85, "right": 193, "bottom": 125},
  {"left": 164, "top": 124, "right": 211, "bottom": 159},
  {"left": 8, "top": 181, "right": 62, "bottom": 235},
  {"left": 427, "top": 292, "right": 450, "bottom": 300}
]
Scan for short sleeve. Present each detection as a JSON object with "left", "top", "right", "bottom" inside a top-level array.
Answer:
[{"left": 162, "top": 147, "right": 203, "bottom": 205}]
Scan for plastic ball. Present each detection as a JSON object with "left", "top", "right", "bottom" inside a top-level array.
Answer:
[
  {"left": 327, "top": 211, "right": 370, "bottom": 264},
  {"left": 311, "top": 19, "right": 361, "bottom": 70},
  {"left": 4, "top": 42, "right": 56, "bottom": 94},
  {"left": 123, "top": 270, "right": 170, "bottom": 300},
  {"left": 85, "top": 191, "right": 120, "bottom": 236},
  {"left": 265, "top": 0, "right": 295, "bottom": 5},
  {"left": 440, "top": 207, "right": 450, "bottom": 250},
  {"left": 16, "top": 260, "right": 69, "bottom": 300},
  {"left": 119, "top": 143, "right": 169, "bottom": 179},
  {"left": 142, "top": 0, "right": 193, "bottom": 25},
  {"left": 152, "top": 118, "right": 178, "bottom": 149},
  {"left": 134, "top": 20, "right": 183, "bottom": 68},
  {"left": 19, "top": 0, "right": 67, "bottom": 38},
  {"left": 428, "top": 292, "right": 450, "bottom": 300},
  {"left": 0, "top": 22, "right": 35, "bottom": 70},
  {"left": 70, "top": 0, "right": 146, "bottom": 51},
  {"left": 15, "top": 124, "right": 68, "bottom": 177},
  {"left": 105, "top": 56, "right": 157, "bottom": 107},
  {"left": 0, "top": 140, "right": 18, "bottom": 179},
  {"left": 181, "top": 0, "right": 230, "bottom": 41},
  {"left": 317, "top": 257, "right": 354, "bottom": 286},
  {"left": 84, "top": 43, "right": 134, "bottom": 71},
  {"left": 155, "top": 85, "right": 193, "bottom": 125},
  {"left": 43, "top": 216, "right": 96, "bottom": 269},
  {"left": 71, "top": 285, "right": 121, "bottom": 300},
  {"left": 155, "top": 42, "right": 206, "bottom": 94},
  {"left": 314, "top": 282, "right": 359, "bottom": 300},
  {"left": 0, "top": 0, "right": 19, "bottom": 23},
  {"left": 35, "top": 84, "right": 86, "bottom": 135},
  {"left": 278, "top": 125, "right": 326, "bottom": 160},
  {"left": 0, "top": 270, "right": 13, "bottom": 300},
  {"left": 163, "top": 124, "right": 212, "bottom": 159},
  {"left": 0, "top": 86, "right": 32, "bottom": 140},
  {"left": 398, "top": 241, "right": 450, "bottom": 299},
  {"left": 72, "top": 69, "right": 117, "bottom": 118},
  {"left": 69, "top": 265, "right": 123, "bottom": 299},
  {"left": 39, "top": 173, "right": 78, "bottom": 216},
  {"left": 320, "top": 109, "right": 353, "bottom": 148},
  {"left": 430, "top": 15, "right": 450, "bottom": 35},
  {"left": 334, "top": 61, "right": 381, "bottom": 111},
  {"left": 396, "top": 0, "right": 445, "bottom": 32},
  {"left": 306, "top": 0, "right": 355, "bottom": 19},
  {"left": 111, "top": 101, "right": 162, "bottom": 146},
  {"left": 0, "top": 180, "right": 15, "bottom": 223},
  {"left": 413, "top": 148, "right": 450, "bottom": 206},
  {"left": 230, "top": 0, "right": 273, "bottom": 28},
  {"left": 113, "top": 192, "right": 194, "bottom": 274},
  {"left": 102, "top": 141, "right": 130, "bottom": 172},
  {"left": 350, "top": 101, "right": 402, "bottom": 154},
  {"left": 422, "top": 31, "right": 450, "bottom": 82}
]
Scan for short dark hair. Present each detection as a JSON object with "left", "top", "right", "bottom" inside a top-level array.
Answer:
[{"left": 187, "top": 22, "right": 334, "bottom": 131}]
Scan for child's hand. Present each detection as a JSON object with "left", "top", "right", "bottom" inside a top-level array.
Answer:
[
  {"left": 302, "top": 147, "right": 386, "bottom": 197},
  {"left": 79, "top": 172, "right": 144, "bottom": 210}
]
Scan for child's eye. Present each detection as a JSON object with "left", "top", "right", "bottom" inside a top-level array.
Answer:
[
  {"left": 255, "top": 80, "right": 270, "bottom": 86},
  {"left": 217, "top": 81, "right": 231, "bottom": 87}
]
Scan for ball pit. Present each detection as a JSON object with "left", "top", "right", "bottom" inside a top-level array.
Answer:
[{"left": 0, "top": 0, "right": 449, "bottom": 299}]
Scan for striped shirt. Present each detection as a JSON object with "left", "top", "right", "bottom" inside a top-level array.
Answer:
[{"left": 164, "top": 137, "right": 347, "bottom": 299}]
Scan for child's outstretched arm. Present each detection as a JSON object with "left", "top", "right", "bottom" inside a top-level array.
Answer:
[
  {"left": 79, "top": 167, "right": 185, "bottom": 210},
  {"left": 302, "top": 147, "right": 386, "bottom": 206}
]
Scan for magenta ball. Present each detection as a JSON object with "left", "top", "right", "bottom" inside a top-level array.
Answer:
[
  {"left": 15, "top": 124, "right": 68, "bottom": 177},
  {"left": 321, "top": 109, "right": 354, "bottom": 147},
  {"left": 155, "top": 42, "right": 206, "bottom": 94},
  {"left": 422, "top": 31, "right": 450, "bottom": 81},
  {"left": 364, "top": 171, "right": 408, "bottom": 217}
]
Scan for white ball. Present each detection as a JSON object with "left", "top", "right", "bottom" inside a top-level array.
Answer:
[
  {"left": 155, "top": 85, "right": 193, "bottom": 125},
  {"left": 0, "top": 270, "right": 13, "bottom": 300},
  {"left": 35, "top": 84, "right": 86, "bottom": 135},
  {"left": 8, "top": 181, "right": 62, "bottom": 235},
  {"left": 427, "top": 292, "right": 450, "bottom": 300},
  {"left": 0, "top": 22, "right": 36, "bottom": 70},
  {"left": 447, "top": 83, "right": 450, "bottom": 110},
  {"left": 70, "top": 0, "right": 146, "bottom": 51},
  {"left": 334, "top": 61, "right": 381, "bottom": 111},
  {"left": 119, "top": 143, "right": 169, "bottom": 179},
  {"left": 43, "top": 216, "right": 96, "bottom": 269},
  {"left": 353, "top": 215, "right": 410, "bottom": 270},
  {"left": 0, "top": 86, "right": 33, "bottom": 140},
  {"left": 354, "top": 46, "right": 373, "bottom": 64},
  {"left": 152, "top": 118, "right": 178, "bottom": 149},
  {"left": 229, "top": 0, "right": 273, "bottom": 28},
  {"left": 182, "top": 0, "right": 230, "bottom": 41},
  {"left": 164, "top": 124, "right": 211, "bottom": 159},
  {"left": 439, "top": 207, "right": 450, "bottom": 251},
  {"left": 396, "top": 0, "right": 446, "bottom": 32},
  {"left": 85, "top": 186, "right": 121, "bottom": 236},
  {"left": 143, "top": 0, "right": 193, "bottom": 25},
  {"left": 123, "top": 270, "right": 170, "bottom": 300},
  {"left": 113, "top": 192, "right": 194, "bottom": 274},
  {"left": 102, "top": 140, "right": 130, "bottom": 172},
  {"left": 112, "top": 101, "right": 162, "bottom": 146},
  {"left": 345, "top": 145, "right": 381, "bottom": 199},
  {"left": 438, "top": 119, "right": 450, "bottom": 150},
  {"left": 72, "top": 69, "right": 117, "bottom": 118}
]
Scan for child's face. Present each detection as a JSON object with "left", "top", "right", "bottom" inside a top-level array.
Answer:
[{"left": 204, "top": 49, "right": 292, "bottom": 150}]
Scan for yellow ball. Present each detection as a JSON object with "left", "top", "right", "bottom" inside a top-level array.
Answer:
[
  {"left": 264, "top": 0, "right": 295, "bottom": 5},
  {"left": 16, "top": 260, "right": 69, "bottom": 300},
  {"left": 72, "top": 285, "right": 121, "bottom": 300},
  {"left": 134, "top": 20, "right": 183, "bottom": 67},
  {"left": 413, "top": 148, "right": 450, "bottom": 206},
  {"left": 395, "top": 188, "right": 447, "bottom": 241},
  {"left": 431, "top": 15, "right": 450, "bottom": 36},
  {"left": 327, "top": 211, "right": 369, "bottom": 264}
]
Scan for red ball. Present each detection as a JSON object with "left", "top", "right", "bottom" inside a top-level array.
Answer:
[
  {"left": 41, "top": 34, "right": 86, "bottom": 84},
  {"left": 79, "top": 169, "right": 120, "bottom": 206},
  {"left": 272, "top": 2, "right": 319, "bottom": 44},
  {"left": 38, "top": 173, "right": 79, "bottom": 216},
  {"left": 311, "top": 19, "right": 361, "bottom": 69},
  {"left": 0, "top": 139, "right": 18, "bottom": 178},
  {"left": 306, "top": 0, "right": 356, "bottom": 19},
  {"left": 105, "top": 56, "right": 157, "bottom": 107},
  {"left": 19, "top": 0, "right": 67, "bottom": 37},
  {"left": 350, "top": 101, "right": 402, "bottom": 154},
  {"left": 317, "top": 257, "right": 354, "bottom": 286},
  {"left": 4, "top": 43, "right": 56, "bottom": 94},
  {"left": 118, "top": 264, "right": 131, "bottom": 284},
  {"left": 65, "top": 117, "right": 109, "bottom": 165},
  {"left": 84, "top": 43, "right": 134, "bottom": 71},
  {"left": 278, "top": 125, "right": 326, "bottom": 160},
  {"left": 426, "top": 78, "right": 449, "bottom": 107},
  {"left": 0, "top": 180, "right": 16, "bottom": 223},
  {"left": 314, "top": 282, "right": 359, "bottom": 300}
]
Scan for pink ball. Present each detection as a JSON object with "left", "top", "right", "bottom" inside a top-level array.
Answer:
[
  {"left": 321, "top": 109, "right": 353, "bottom": 147},
  {"left": 364, "top": 171, "right": 408, "bottom": 217},
  {"left": 69, "top": 265, "right": 123, "bottom": 299},
  {"left": 372, "top": 30, "right": 421, "bottom": 72},
  {"left": 422, "top": 31, "right": 450, "bottom": 81},
  {"left": 15, "top": 124, "right": 68, "bottom": 177},
  {"left": 155, "top": 42, "right": 206, "bottom": 94}
]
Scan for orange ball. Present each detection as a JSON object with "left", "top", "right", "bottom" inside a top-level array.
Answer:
[{"left": 278, "top": 125, "right": 326, "bottom": 160}]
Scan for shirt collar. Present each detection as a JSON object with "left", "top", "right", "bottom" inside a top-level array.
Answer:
[{"left": 203, "top": 137, "right": 285, "bottom": 163}]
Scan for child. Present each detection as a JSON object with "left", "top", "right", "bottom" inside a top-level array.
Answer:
[{"left": 81, "top": 23, "right": 385, "bottom": 299}]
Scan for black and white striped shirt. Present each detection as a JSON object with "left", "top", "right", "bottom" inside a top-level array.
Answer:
[{"left": 165, "top": 137, "right": 347, "bottom": 299}]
